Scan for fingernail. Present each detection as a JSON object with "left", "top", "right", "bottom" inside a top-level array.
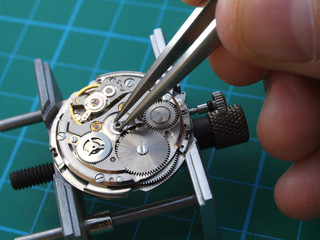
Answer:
[{"left": 238, "top": 0, "right": 316, "bottom": 62}]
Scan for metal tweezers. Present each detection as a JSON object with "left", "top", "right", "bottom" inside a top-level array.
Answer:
[{"left": 115, "top": 0, "right": 220, "bottom": 129}]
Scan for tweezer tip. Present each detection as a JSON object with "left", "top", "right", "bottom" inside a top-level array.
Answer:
[
  {"left": 114, "top": 108, "right": 125, "bottom": 123},
  {"left": 113, "top": 114, "right": 120, "bottom": 123},
  {"left": 113, "top": 120, "right": 123, "bottom": 131}
]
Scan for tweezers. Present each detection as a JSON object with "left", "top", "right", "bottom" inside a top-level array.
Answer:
[{"left": 114, "top": 0, "right": 220, "bottom": 130}]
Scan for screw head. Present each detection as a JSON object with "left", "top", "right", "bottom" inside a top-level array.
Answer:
[
  {"left": 125, "top": 78, "right": 135, "bottom": 87},
  {"left": 137, "top": 144, "right": 148, "bottom": 155},
  {"left": 71, "top": 136, "right": 78, "bottom": 143},
  {"left": 95, "top": 173, "right": 105, "bottom": 183},
  {"left": 162, "top": 93, "right": 171, "bottom": 101},
  {"left": 57, "top": 132, "right": 66, "bottom": 141}
]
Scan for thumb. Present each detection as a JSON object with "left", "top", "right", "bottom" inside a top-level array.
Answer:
[{"left": 216, "top": 0, "right": 320, "bottom": 78}]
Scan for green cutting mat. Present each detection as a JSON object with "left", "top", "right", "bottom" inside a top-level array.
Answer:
[{"left": 0, "top": 0, "right": 319, "bottom": 239}]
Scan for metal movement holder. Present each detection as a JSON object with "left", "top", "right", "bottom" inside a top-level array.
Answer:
[{"left": 0, "top": 29, "right": 248, "bottom": 240}]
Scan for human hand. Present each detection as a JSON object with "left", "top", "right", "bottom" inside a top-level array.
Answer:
[{"left": 183, "top": 0, "right": 320, "bottom": 220}]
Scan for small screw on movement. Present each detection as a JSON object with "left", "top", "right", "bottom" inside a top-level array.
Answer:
[
  {"left": 95, "top": 173, "right": 105, "bottom": 183},
  {"left": 125, "top": 79, "right": 135, "bottom": 87},
  {"left": 137, "top": 144, "right": 149, "bottom": 155},
  {"left": 57, "top": 132, "right": 66, "bottom": 141},
  {"left": 71, "top": 136, "right": 78, "bottom": 143}
]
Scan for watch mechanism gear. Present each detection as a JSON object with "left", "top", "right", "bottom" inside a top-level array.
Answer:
[
  {"left": 138, "top": 154, "right": 179, "bottom": 189},
  {"left": 143, "top": 101, "right": 178, "bottom": 130},
  {"left": 76, "top": 132, "right": 112, "bottom": 164},
  {"left": 116, "top": 127, "right": 170, "bottom": 176},
  {"left": 49, "top": 71, "right": 192, "bottom": 198}
]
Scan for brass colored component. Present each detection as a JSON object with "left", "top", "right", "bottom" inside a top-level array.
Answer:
[
  {"left": 91, "top": 121, "right": 102, "bottom": 132},
  {"left": 70, "top": 84, "right": 100, "bottom": 125},
  {"left": 76, "top": 84, "right": 100, "bottom": 97},
  {"left": 118, "top": 102, "right": 125, "bottom": 111},
  {"left": 70, "top": 105, "right": 82, "bottom": 125}
]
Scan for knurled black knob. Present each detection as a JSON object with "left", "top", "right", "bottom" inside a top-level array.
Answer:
[
  {"left": 193, "top": 104, "right": 249, "bottom": 149},
  {"left": 208, "top": 104, "right": 249, "bottom": 149}
]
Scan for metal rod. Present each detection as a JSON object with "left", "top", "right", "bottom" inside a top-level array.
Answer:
[
  {"left": 15, "top": 228, "right": 62, "bottom": 240},
  {"left": 0, "top": 111, "right": 43, "bottom": 132},
  {"left": 15, "top": 194, "right": 197, "bottom": 240},
  {"left": 111, "top": 194, "right": 197, "bottom": 225},
  {"left": 0, "top": 100, "right": 65, "bottom": 132}
]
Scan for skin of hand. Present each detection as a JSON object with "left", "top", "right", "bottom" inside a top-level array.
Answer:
[{"left": 183, "top": 0, "right": 320, "bottom": 220}]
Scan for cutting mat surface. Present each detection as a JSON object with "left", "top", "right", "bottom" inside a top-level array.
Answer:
[{"left": 0, "top": 0, "right": 319, "bottom": 239}]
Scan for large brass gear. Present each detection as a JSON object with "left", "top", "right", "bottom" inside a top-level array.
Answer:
[{"left": 115, "top": 127, "right": 170, "bottom": 176}]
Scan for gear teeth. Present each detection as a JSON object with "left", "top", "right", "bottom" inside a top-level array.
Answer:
[
  {"left": 143, "top": 101, "right": 179, "bottom": 131},
  {"left": 139, "top": 154, "right": 178, "bottom": 188},
  {"left": 212, "top": 91, "right": 227, "bottom": 114},
  {"left": 115, "top": 127, "right": 171, "bottom": 176}
]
